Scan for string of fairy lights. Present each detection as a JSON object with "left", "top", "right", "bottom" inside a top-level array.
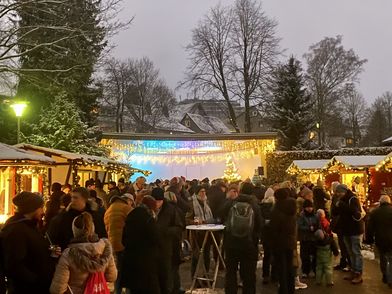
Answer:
[{"left": 102, "top": 139, "right": 276, "bottom": 165}]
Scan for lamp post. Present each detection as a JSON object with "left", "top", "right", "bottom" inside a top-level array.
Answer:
[
  {"left": 11, "top": 102, "right": 27, "bottom": 144},
  {"left": 316, "top": 122, "right": 321, "bottom": 147}
]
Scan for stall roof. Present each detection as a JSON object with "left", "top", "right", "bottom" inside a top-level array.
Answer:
[
  {"left": 0, "top": 143, "right": 55, "bottom": 165},
  {"left": 331, "top": 155, "right": 386, "bottom": 168},
  {"left": 288, "top": 159, "right": 330, "bottom": 171}
]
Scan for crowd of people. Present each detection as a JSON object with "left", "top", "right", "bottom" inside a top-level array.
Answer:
[{"left": 0, "top": 175, "right": 391, "bottom": 294}]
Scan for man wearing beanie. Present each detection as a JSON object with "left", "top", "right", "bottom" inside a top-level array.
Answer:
[
  {"left": 47, "top": 187, "right": 107, "bottom": 250},
  {"left": 152, "top": 188, "right": 183, "bottom": 294},
  {"left": 298, "top": 199, "right": 319, "bottom": 278},
  {"left": 366, "top": 195, "right": 392, "bottom": 287},
  {"left": 296, "top": 186, "right": 313, "bottom": 216},
  {"left": 2, "top": 192, "right": 55, "bottom": 293},
  {"left": 334, "top": 184, "right": 365, "bottom": 284}
]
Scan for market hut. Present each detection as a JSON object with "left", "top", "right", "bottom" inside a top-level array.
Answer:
[
  {"left": 326, "top": 155, "right": 386, "bottom": 203},
  {"left": 372, "top": 152, "right": 392, "bottom": 200},
  {"left": 0, "top": 143, "right": 55, "bottom": 222},
  {"left": 286, "top": 159, "right": 330, "bottom": 184},
  {"left": 15, "top": 144, "right": 149, "bottom": 188}
]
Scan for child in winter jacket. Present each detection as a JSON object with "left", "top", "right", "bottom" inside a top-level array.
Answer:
[
  {"left": 315, "top": 209, "right": 339, "bottom": 287},
  {"left": 298, "top": 199, "right": 319, "bottom": 277},
  {"left": 50, "top": 212, "right": 117, "bottom": 294}
]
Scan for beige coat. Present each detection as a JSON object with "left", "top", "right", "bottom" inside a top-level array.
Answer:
[{"left": 50, "top": 238, "right": 117, "bottom": 294}]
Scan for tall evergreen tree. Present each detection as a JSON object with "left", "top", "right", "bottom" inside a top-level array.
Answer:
[
  {"left": 25, "top": 93, "right": 108, "bottom": 156},
  {"left": 268, "top": 57, "right": 313, "bottom": 150},
  {"left": 15, "top": 0, "right": 107, "bottom": 126}
]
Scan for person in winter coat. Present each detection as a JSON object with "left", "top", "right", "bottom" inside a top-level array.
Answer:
[
  {"left": 270, "top": 188, "right": 298, "bottom": 294},
  {"left": 313, "top": 180, "right": 331, "bottom": 216},
  {"left": 121, "top": 196, "right": 161, "bottom": 294},
  {"left": 107, "top": 181, "right": 121, "bottom": 206},
  {"left": 50, "top": 212, "right": 117, "bottom": 294},
  {"left": 220, "top": 183, "right": 262, "bottom": 294},
  {"left": 314, "top": 209, "right": 339, "bottom": 287},
  {"left": 186, "top": 185, "right": 215, "bottom": 279},
  {"left": 129, "top": 176, "right": 146, "bottom": 198},
  {"left": 366, "top": 195, "right": 392, "bottom": 287},
  {"left": 260, "top": 187, "right": 276, "bottom": 284},
  {"left": 47, "top": 187, "right": 107, "bottom": 250},
  {"left": 44, "top": 182, "right": 65, "bottom": 229},
  {"left": 298, "top": 199, "right": 319, "bottom": 278},
  {"left": 330, "top": 181, "right": 351, "bottom": 271},
  {"left": 1, "top": 192, "right": 56, "bottom": 294},
  {"left": 207, "top": 180, "right": 227, "bottom": 219},
  {"left": 104, "top": 194, "right": 134, "bottom": 294},
  {"left": 334, "top": 184, "right": 365, "bottom": 284},
  {"left": 296, "top": 187, "right": 313, "bottom": 216},
  {"left": 152, "top": 188, "right": 183, "bottom": 294}
]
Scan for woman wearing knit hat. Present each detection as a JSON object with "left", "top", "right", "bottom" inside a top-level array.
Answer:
[
  {"left": 2, "top": 192, "right": 56, "bottom": 294},
  {"left": 50, "top": 212, "right": 117, "bottom": 294}
]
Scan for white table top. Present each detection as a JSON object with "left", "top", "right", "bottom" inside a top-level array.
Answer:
[{"left": 186, "top": 224, "right": 225, "bottom": 231}]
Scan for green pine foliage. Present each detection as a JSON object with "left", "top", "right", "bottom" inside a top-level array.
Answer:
[
  {"left": 25, "top": 93, "right": 109, "bottom": 156},
  {"left": 268, "top": 57, "right": 314, "bottom": 150}
]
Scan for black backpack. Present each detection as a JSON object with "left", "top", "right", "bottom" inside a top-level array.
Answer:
[{"left": 227, "top": 202, "right": 254, "bottom": 239}]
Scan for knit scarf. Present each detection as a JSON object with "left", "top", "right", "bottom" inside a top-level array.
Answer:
[{"left": 192, "top": 195, "right": 213, "bottom": 222}]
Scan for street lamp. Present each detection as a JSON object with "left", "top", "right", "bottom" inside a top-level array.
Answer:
[
  {"left": 11, "top": 102, "right": 27, "bottom": 144},
  {"left": 316, "top": 122, "right": 321, "bottom": 146}
]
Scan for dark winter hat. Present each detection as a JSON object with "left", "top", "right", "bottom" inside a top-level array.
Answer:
[
  {"left": 51, "top": 182, "right": 62, "bottom": 192},
  {"left": 303, "top": 199, "right": 314, "bottom": 208},
  {"left": 240, "top": 182, "right": 254, "bottom": 195},
  {"left": 142, "top": 195, "right": 157, "bottom": 211},
  {"left": 335, "top": 184, "right": 348, "bottom": 194},
  {"left": 151, "top": 188, "right": 165, "bottom": 200},
  {"left": 195, "top": 185, "right": 207, "bottom": 195},
  {"left": 13, "top": 191, "right": 44, "bottom": 214},
  {"left": 274, "top": 188, "right": 289, "bottom": 201}
]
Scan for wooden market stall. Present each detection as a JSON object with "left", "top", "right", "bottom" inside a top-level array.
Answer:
[
  {"left": 286, "top": 159, "right": 330, "bottom": 184},
  {"left": 16, "top": 144, "right": 149, "bottom": 188},
  {"left": 0, "top": 143, "right": 55, "bottom": 223},
  {"left": 326, "top": 155, "right": 386, "bottom": 203}
]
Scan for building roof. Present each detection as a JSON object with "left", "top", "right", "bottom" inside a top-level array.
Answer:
[
  {"left": 102, "top": 132, "right": 277, "bottom": 141},
  {"left": 288, "top": 159, "right": 330, "bottom": 172},
  {"left": 154, "top": 117, "right": 194, "bottom": 133},
  {"left": 0, "top": 143, "right": 55, "bottom": 165},
  {"left": 331, "top": 155, "right": 386, "bottom": 169},
  {"left": 184, "top": 113, "right": 231, "bottom": 134}
]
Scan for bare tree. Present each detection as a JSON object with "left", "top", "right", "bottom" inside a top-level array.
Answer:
[
  {"left": 380, "top": 91, "right": 392, "bottom": 134},
  {"left": 182, "top": 4, "right": 240, "bottom": 132},
  {"left": 101, "top": 57, "right": 175, "bottom": 133},
  {"left": 304, "top": 35, "right": 367, "bottom": 145},
  {"left": 231, "top": 0, "right": 280, "bottom": 132},
  {"left": 340, "top": 86, "right": 367, "bottom": 146}
]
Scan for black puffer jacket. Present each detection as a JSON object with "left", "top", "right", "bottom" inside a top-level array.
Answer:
[
  {"left": 270, "top": 197, "right": 297, "bottom": 252},
  {"left": 366, "top": 203, "right": 392, "bottom": 252},
  {"left": 47, "top": 203, "right": 107, "bottom": 250},
  {"left": 1, "top": 214, "right": 56, "bottom": 294}
]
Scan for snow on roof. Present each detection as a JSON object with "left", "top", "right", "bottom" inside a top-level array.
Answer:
[
  {"left": 0, "top": 143, "right": 55, "bottom": 165},
  {"left": 154, "top": 117, "right": 194, "bottom": 133},
  {"left": 291, "top": 159, "right": 330, "bottom": 170},
  {"left": 332, "top": 155, "right": 386, "bottom": 168},
  {"left": 172, "top": 103, "right": 199, "bottom": 120},
  {"left": 185, "top": 113, "right": 231, "bottom": 134},
  {"left": 15, "top": 144, "right": 118, "bottom": 166}
]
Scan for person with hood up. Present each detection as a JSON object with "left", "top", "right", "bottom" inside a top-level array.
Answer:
[
  {"left": 334, "top": 184, "right": 365, "bottom": 284},
  {"left": 1, "top": 192, "right": 57, "bottom": 294},
  {"left": 270, "top": 188, "right": 298, "bottom": 294},
  {"left": 104, "top": 194, "right": 134, "bottom": 294},
  {"left": 298, "top": 199, "right": 319, "bottom": 278},
  {"left": 121, "top": 196, "right": 161, "bottom": 294},
  {"left": 50, "top": 212, "right": 117, "bottom": 294},
  {"left": 220, "top": 182, "right": 262, "bottom": 294},
  {"left": 260, "top": 186, "right": 276, "bottom": 284},
  {"left": 366, "top": 195, "right": 392, "bottom": 288},
  {"left": 47, "top": 187, "right": 107, "bottom": 250}
]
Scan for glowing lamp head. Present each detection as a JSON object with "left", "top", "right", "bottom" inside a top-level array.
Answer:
[{"left": 11, "top": 102, "right": 27, "bottom": 117}]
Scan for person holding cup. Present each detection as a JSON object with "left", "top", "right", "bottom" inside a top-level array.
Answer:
[
  {"left": 1, "top": 192, "right": 58, "bottom": 294},
  {"left": 186, "top": 185, "right": 214, "bottom": 280}
]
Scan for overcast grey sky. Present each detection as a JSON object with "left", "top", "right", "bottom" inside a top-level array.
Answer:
[{"left": 112, "top": 0, "right": 392, "bottom": 103}]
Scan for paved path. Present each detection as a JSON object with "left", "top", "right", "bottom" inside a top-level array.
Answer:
[{"left": 180, "top": 258, "right": 391, "bottom": 293}]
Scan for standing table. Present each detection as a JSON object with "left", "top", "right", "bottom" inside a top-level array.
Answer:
[{"left": 186, "top": 224, "right": 226, "bottom": 292}]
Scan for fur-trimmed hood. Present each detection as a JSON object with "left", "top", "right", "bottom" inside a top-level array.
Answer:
[{"left": 65, "top": 238, "right": 112, "bottom": 273}]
